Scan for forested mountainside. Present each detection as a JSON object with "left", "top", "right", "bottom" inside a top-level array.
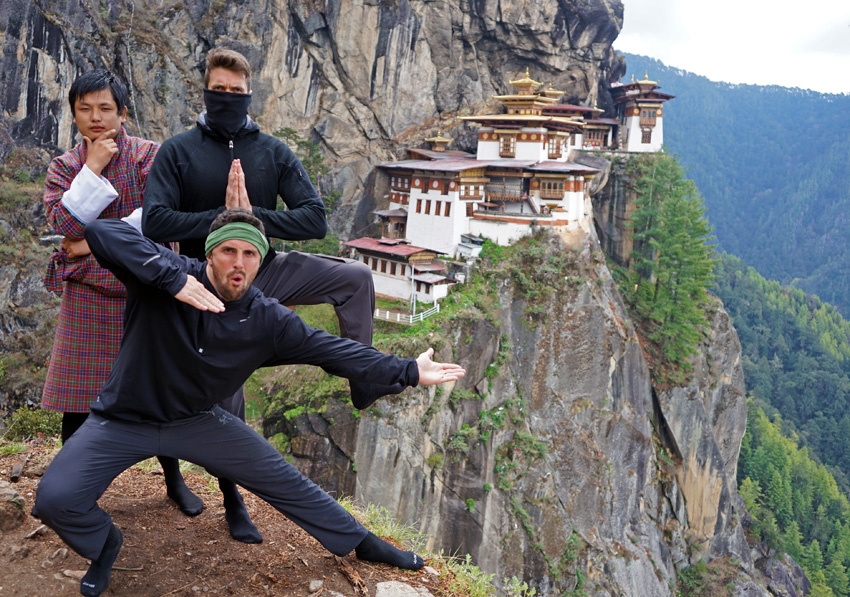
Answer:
[
  {"left": 620, "top": 53, "right": 850, "bottom": 317},
  {"left": 740, "top": 402, "right": 850, "bottom": 597},
  {"left": 713, "top": 253, "right": 850, "bottom": 492}
]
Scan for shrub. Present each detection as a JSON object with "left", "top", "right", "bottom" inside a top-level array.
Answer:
[{"left": 2, "top": 408, "right": 61, "bottom": 440}]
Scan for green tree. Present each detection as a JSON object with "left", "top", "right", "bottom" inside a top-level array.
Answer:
[
  {"left": 825, "top": 554, "right": 849, "bottom": 597},
  {"left": 784, "top": 521, "right": 805, "bottom": 563},
  {"left": 620, "top": 153, "right": 718, "bottom": 382}
]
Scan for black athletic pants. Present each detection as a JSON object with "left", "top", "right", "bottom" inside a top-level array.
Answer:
[{"left": 33, "top": 406, "right": 368, "bottom": 560}]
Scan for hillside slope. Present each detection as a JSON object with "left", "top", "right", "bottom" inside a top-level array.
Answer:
[{"left": 620, "top": 53, "right": 850, "bottom": 316}]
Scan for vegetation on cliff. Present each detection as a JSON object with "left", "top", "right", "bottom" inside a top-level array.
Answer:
[
  {"left": 714, "top": 254, "right": 850, "bottom": 492},
  {"left": 0, "top": 176, "right": 58, "bottom": 409},
  {"left": 614, "top": 152, "right": 717, "bottom": 384},
  {"left": 739, "top": 402, "right": 850, "bottom": 597}
]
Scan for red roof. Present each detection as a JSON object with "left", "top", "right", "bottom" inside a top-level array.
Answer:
[
  {"left": 585, "top": 118, "right": 619, "bottom": 126},
  {"left": 544, "top": 104, "right": 602, "bottom": 114},
  {"left": 344, "top": 237, "right": 434, "bottom": 257},
  {"left": 407, "top": 148, "right": 473, "bottom": 160},
  {"left": 378, "top": 159, "right": 486, "bottom": 172},
  {"left": 528, "top": 161, "right": 600, "bottom": 173}
]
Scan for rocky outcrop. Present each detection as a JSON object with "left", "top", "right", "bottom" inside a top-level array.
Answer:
[
  {"left": 1, "top": 0, "right": 625, "bottom": 238},
  {"left": 262, "top": 224, "right": 755, "bottom": 595},
  {"left": 0, "top": 480, "right": 25, "bottom": 532},
  {"left": 0, "top": 183, "right": 58, "bottom": 412}
]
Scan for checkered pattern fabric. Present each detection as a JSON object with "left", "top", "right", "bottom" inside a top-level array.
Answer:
[{"left": 41, "top": 130, "right": 159, "bottom": 412}]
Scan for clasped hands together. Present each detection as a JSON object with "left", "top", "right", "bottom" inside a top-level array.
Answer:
[{"left": 63, "top": 159, "right": 249, "bottom": 259}]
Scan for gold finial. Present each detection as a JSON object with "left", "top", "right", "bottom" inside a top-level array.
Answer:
[
  {"left": 630, "top": 74, "right": 634, "bottom": 83},
  {"left": 525, "top": 67, "right": 530, "bottom": 77},
  {"left": 644, "top": 71, "right": 649, "bottom": 81}
]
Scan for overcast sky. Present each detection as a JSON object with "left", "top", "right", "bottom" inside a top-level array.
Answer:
[{"left": 615, "top": 0, "right": 850, "bottom": 94}]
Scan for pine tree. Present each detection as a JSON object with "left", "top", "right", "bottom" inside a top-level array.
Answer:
[
  {"left": 784, "top": 521, "right": 805, "bottom": 563},
  {"left": 825, "top": 553, "right": 849, "bottom": 597},
  {"left": 623, "top": 153, "right": 717, "bottom": 381},
  {"left": 803, "top": 539, "right": 825, "bottom": 576}
]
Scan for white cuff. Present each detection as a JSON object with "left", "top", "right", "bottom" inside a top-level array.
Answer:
[
  {"left": 61, "top": 165, "right": 119, "bottom": 223},
  {"left": 121, "top": 208, "right": 143, "bottom": 234}
]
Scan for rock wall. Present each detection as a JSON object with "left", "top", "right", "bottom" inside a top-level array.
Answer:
[
  {"left": 263, "top": 223, "right": 761, "bottom": 595},
  {"left": 1, "top": 0, "right": 625, "bottom": 238}
]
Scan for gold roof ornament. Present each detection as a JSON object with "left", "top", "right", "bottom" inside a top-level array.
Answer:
[
  {"left": 541, "top": 82, "right": 565, "bottom": 99},
  {"left": 640, "top": 71, "right": 658, "bottom": 86},
  {"left": 509, "top": 68, "right": 543, "bottom": 95},
  {"left": 424, "top": 131, "right": 452, "bottom": 151}
]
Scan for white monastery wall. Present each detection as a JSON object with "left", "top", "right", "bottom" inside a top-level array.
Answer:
[
  {"left": 469, "top": 219, "right": 538, "bottom": 247},
  {"left": 406, "top": 188, "right": 461, "bottom": 255}
]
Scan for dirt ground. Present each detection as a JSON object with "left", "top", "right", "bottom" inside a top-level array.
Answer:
[{"left": 0, "top": 443, "right": 454, "bottom": 596}]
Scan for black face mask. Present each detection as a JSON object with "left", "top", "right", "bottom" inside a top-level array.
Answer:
[{"left": 203, "top": 88, "right": 252, "bottom": 138}]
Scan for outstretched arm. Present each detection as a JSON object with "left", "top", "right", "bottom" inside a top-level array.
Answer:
[{"left": 415, "top": 348, "right": 466, "bottom": 386}]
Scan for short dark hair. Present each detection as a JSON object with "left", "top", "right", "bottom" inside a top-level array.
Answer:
[
  {"left": 204, "top": 48, "right": 252, "bottom": 89},
  {"left": 68, "top": 70, "right": 129, "bottom": 116},
  {"left": 209, "top": 208, "right": 265, "bottom": 236}
]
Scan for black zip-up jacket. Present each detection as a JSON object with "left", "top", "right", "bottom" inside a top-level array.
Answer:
[
  {"left": 85, "top": 220, "right": 417, "bottom": 423},
  {"left": 142, "top": 114, "right": 327, "bottom": 270}
]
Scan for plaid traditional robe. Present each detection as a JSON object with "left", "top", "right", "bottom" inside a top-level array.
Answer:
[{"left": 42, "top": 129, "right": 159, "bottom": 412}]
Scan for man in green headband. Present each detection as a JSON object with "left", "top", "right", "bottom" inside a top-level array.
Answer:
[
  {"left": 34, "top": 209, "right": 466, "bottom": 597},
  {"left": 203, "top": 220, "right": 269, "bottom": 301}
]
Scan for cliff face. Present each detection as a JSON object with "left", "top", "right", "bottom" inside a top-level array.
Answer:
[
  {"left": 1, "top": 0, "right": 625, "bottom": 236},
  {"left": 262, "top": 223, "right": 759, "bottom": 595}
]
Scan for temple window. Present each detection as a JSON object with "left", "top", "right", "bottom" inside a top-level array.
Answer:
[
  {"left": 640, "top": 109, "right": 657, "bottom": 126},
  {"left": 641, "top": 129, "right": 652, "bottom": 144},
  {"left": 416, "top": 199, "right": 422, "bottom": 213},
  {"left": 548, "top": 136, "right": 562, "bottom": 159},
  {"left": 425, "top": 200, "right": 431, "bottom": 215},
  {"left": 540, "top": 180, "right": 564, "bottom": 200},
  {"left": 444, "top": 202, "right": 451, "bottom": 217},
  {"left": 499, "top": 134, "right": 516, "bottom": 158}
]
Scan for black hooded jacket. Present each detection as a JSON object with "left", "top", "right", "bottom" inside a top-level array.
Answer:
[
  {"left": 85, "top": 219, "right": 418, "bottom": 423},
  {"left": 142, "top": 114, "right": 327, "bottom": 270}
]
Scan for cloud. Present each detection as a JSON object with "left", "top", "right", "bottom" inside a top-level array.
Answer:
[{"left": 797, "top": 17, "right": 850, "bottom": 55}]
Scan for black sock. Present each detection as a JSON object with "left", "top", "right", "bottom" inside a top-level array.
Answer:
[
  {"left": 355, "top": 531, "right": 424, "bottom": 570},
  {"left": 159, "top": 456, "right": 204, "bottom": 516},
  {"left": 80, "top": 523, "right": 123, "bottom": 596},
  {"left": 220, "top": 478, "right": 263, "bottom": 544},
  {"left": 349, "top": 380, "right": 406, "bottom": 410}
]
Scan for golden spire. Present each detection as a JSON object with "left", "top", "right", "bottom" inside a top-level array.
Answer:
[
  {"left": 639, "top": 71, "right": 658, "bottom": 86},
  {"left": 424, "top": 131, "right": 452, "bottom": 151},
  {"left": 509, "top": 68, "right": 543, "bottom": 95}
]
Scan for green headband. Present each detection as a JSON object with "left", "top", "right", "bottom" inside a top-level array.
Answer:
[{"left": 205, "top": 222, "right": 269, "bottom": 259}]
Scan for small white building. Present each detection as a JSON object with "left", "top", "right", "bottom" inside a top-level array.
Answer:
[
  {"left": 611, "top": 74, "right": 674, "bottom": 153},
  {"left": 343, "top": 237, "right": 456, "bottom": 304}
]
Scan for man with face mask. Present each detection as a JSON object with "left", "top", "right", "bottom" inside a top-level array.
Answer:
[{"left": 142, "top": 48, "right": 400, "bottom": 544}]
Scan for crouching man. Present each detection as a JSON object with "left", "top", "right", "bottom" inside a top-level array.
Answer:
[{"left": 33, "top": 208, "right": 465, "bottom": 597}]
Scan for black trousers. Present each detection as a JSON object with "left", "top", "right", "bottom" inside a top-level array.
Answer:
[
  {"left": 33, "top": 406, "right": 367, "bottom": 560},
  {"left": 219, "top": 251, "right": 375, "bottom": 418}
]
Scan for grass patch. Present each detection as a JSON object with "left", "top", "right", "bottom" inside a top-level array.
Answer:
[{"left": 0, "top": 441, "right": 27, "bottom": 455}]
